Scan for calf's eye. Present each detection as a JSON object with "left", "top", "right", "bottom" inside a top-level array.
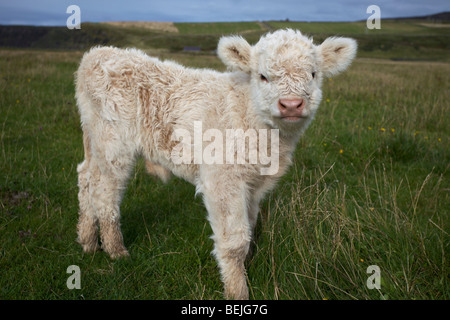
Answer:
[
  {"left": 312, "top": 72, "right": 316, "bottom": 79},
  {"left": 260, "top": 74, "right": 268, "bottom": 82}
]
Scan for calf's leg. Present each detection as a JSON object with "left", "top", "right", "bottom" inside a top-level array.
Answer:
[
  {"left": 92, "top": 153, "right": 134, "bottom": 259},
  {"left": 77, "top": 159, "right": 99, "bottom": 253},
  {"left": 77, "top": 121, "right": 135, "bottom": 259},
  {"left": 77, "top": 130, "right": 99, "bottom": 253},
  {"left": 200, "top": 171, "right": 251, "bottom": 300}
]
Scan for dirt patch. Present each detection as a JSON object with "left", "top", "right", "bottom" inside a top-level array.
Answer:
[
  {"left": 102, "top": 21, "right": 179, "bottom": 33},
  {"left": 0, "top": 189, "right": 35, "bottom": 215}
]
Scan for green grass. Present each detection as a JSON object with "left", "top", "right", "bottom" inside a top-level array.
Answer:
[{"left": 0, "top": 21, "right": 449, "bottom": 300}]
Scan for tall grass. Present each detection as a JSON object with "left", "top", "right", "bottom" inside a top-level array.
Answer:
[{"left": 249, "top": 162, "right": 447, "bottom": 299}]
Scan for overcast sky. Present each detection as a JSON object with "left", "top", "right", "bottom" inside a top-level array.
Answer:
[{"left": 0, "top": 0, "right": 448, "bottom": 26}]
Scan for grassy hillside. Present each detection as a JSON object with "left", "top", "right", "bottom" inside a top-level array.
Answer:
[
  {"left": 0, "top": 20, "right": 448, "bottom": 300},
  {"left": 1, "top": 19, "right": 449, "bottom": 61}
]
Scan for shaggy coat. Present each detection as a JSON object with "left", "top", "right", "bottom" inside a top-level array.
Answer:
[{"left": 75, "top": 29, "right": 357, "bottom": 299}]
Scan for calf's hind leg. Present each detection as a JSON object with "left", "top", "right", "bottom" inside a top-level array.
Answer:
[
  {"left": 90, "top": 151, "right": 135, "bottom": 259},
  {"left": 77, "top": 158, "right": 100, "bottom": 253},
  {"left": 77, "top": 122, "right": 135, "bottom": 259},
  {"left": 77, "top": 130, "right": 100, "bottom": 253},
  {"left": 78, "top": 155, "right": 133, "bottom": 258}
]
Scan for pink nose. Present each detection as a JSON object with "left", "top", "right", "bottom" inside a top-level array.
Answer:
[{"left": 278, "top": 98, "right": 305, "bottom": 118}]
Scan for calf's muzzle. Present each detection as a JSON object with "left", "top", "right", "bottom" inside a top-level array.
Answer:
[{"left": 277, "top": 98, "right": 305, "bottom": 120}]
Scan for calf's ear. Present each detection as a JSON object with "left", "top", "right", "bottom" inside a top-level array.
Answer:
[
  {"left": 217, "top": 36, "right": 252, "bottom": 73},
  {"left": 318, "top": 37, "right": 357, "bottom": 77}
]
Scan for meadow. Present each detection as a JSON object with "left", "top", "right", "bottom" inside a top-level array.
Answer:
[{"left": 0, "top": 20, "right": 448, "bottom": 300}]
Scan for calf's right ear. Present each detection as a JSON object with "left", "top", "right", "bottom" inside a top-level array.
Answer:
[{"left": 217, "top": 36, "right": 252, "bottom": 73}]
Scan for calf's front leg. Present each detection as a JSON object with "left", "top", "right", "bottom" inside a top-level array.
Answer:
[{"left": 200, "top": 174, "right": 252, "bottom": 300}]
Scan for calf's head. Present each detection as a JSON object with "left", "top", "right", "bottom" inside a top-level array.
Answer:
[{"left": 218, "top": 29, "right": 357, "bottom": 135}]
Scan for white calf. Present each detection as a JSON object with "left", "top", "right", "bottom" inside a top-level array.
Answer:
[{"left": 75, "top": 29, "right": 356, "bottom": 299}]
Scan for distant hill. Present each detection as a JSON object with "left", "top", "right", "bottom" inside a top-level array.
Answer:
[
  {"left": 388, "top": 11, "right": 450, "bottom": 21},
  {"left": 0, "top": 14, "right": 448, "bottom": 62},
  {"left": 0, "top": 24, "right": 121, "bottom": 50},
  {"left": 0, "top": 21, "right": 265, "bottom": 51}
]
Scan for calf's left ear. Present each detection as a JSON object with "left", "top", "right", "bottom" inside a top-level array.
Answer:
[
  {"left": 217, "top": 36, "right": 252, "bottom": 73},
  {"left": 318, "top": 37, "right": 357, "bottom": 77}
]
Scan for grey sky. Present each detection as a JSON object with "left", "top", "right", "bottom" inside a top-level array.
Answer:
[{"left": 0, "top": 0, "right": 448, "bottom": 26}]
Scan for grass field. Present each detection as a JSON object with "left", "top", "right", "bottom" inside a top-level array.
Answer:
[{"left": 0, "top": 20, "right": 448, "bottom": 300}]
